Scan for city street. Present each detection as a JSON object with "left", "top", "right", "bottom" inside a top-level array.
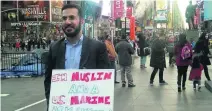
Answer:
[{"left": 1, "top": 57, "right": 212, "bottom": 111}]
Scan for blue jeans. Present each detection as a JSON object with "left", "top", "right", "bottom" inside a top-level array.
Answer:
[
  {"left": 110, "top": 61, "right": 117, "bottom": 81},
  {"left": 140, "top": 56, "right": 147, "bottom": 66}
]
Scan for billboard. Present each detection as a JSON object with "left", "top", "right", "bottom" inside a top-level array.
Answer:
[
  {"left": 204, "top": 0, "right": 212, "bottom": 21},
  {"left": 18, "top": 1, "right": 50, "bottom": 21},
  {"left": 51, "top": 0, "right": 63, "bottom": 22}
]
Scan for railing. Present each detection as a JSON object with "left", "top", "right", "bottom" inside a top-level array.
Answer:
[{"left": 1, "top": 52, "right": 46, "bottom": 78}]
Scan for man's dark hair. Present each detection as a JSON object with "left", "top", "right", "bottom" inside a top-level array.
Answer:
[{"left": 62, "top": 4, "right": 83, "bottom": 18}]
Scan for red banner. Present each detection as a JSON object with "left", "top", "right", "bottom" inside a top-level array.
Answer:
[
  {"left": 112, "top": 0, "right": 124, "bottom": 20},
  {"left": 126, "top": 7, "right": 132, "bottom": 18},
  {"left": 130, "top": 16, "right": 135, "bottom": 40}
]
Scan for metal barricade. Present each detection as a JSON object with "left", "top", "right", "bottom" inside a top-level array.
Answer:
[{"left": 1, "top": 52, "right": 44, "bottom": 78}]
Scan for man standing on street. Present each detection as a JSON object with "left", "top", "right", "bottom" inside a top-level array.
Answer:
[
  {"left": 115, "top": 35, "right": 136, "bottom": 87},
  {"left": 44, "top": 4, "right": 110, "bottom": 109}
]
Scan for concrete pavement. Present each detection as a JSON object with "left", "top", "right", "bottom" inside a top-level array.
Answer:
[{"left": 1, "top": 57, "right": 212, "bottom": 111}]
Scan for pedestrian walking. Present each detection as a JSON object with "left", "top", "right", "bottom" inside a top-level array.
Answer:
[
  {"left": 15, "top": 40, "right": 20, "bottom": 51},
  {"left": 115, "top": 35, "right": 136, "bottom": 87},
  {"left": 189, "top": 56, "right": 203, "bottom": 91},
  {"left": 137, "top": 32, "right": 149, "bottom": 68},
  {"left": 149, "top": 31, "right": 167, "bottom": 85},
  {"left": 174, "top": 33, "right": 193, "bottom": 92},
  {"left": 105, "top": 35, "right": 119, "bottom": 84},
  {"left": 194, "top": 32, "right": 211, "bottom": 81}
]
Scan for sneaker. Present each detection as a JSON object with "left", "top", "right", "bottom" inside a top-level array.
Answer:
[
  {"left": 128, "top": 84, "right": 136, "bottom": 87},
  {"left": 122, "top": 81, "right": 126, "bottom": 87},
  {"left": 182, "top": 87, "right": 186, "bottom": 90},
  {"left": 122, "top": 83, "right": 126, "bottom": 87},
  {"left": 178, "top": 87, "right": 182, "bottom": 92},
  {"left": 150, "top": 81, "right": 153, "bottom": 86},
  {"left": 159, "top": 81, "right": 168, "bottom": 85},
  {"left": 115, "top": 81, "right": 120, "bottom": 84},
  {"left": 198, "top": 86, "right": 201, "bottom": 91}
]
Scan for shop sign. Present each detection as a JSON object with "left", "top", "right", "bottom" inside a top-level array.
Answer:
[
  {"left": 21, "top": 5, "right": 47, "bottom": 19},
  {"left": 11, "top": 22, "right": 41, "bottom": 27},
  {"left": 18, "top": 1, "right": 49, "bottom": 21}
]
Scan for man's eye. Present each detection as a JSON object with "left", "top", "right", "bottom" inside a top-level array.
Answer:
[
  {"left": 62, "top": 16, "right": 67, "bottom": 20},
  {"left": 69, "top": 16, "right": 75, "bottom": 20}
]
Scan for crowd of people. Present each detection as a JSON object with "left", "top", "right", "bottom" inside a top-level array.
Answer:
[{"left": 98, "top": 30, "right": 211, "bottom": 93}]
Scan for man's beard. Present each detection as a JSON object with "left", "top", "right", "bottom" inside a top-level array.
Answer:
[{"left": 63, "top": 23, "right": 81, "bottom": 38}]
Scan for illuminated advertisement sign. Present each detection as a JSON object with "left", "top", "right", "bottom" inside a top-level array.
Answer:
[{"left": 19, "top": 1, "right": 49, "bottom": 21}]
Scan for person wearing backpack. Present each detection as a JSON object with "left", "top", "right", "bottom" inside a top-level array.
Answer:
[{"left": 174, "top": 33, "right": 193, "bottom": 92}]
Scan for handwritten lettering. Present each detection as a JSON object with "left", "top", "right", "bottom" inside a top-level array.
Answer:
[
  {"left": 68, "top": 84, "right": 89, "bottom": 94},
  {"left": 52, "top": 95, "right": 66, "bottom": 105},
  {"left": 70, "top": 96, "right": 110, "bottom": 105},
  {"left": 52, "top": 73, "right": 67, "bottom": 82},
  {"left": 90, "top": 85, "right": 99, "bottom": 94},
  {"left": 71, "top": 72, "right": 111, "bottom": 82},
  {"left": 51, "top": 106, "right": 73, "bottom": 111}
]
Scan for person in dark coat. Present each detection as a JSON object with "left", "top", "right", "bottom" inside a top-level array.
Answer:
[
  {"left": 149, "top": 32, "right": 167, "bottom": 85},
  {"left": 138, "top": 32, "right": 149, "bottom": 68},
  {"left": 115, "top": 35, "right": 136, "bottom": 87},
  {"left": 194, "top": 32, "right": 211, "bottom": 81}
]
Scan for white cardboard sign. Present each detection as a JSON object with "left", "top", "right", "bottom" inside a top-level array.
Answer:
[{"left": 48, "top": 69, "right": 115, "bottom": 111}]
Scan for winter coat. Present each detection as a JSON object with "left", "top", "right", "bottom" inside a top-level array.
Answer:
[
  {"left": 115, "top": 40, "right": 134, "bottom": 66},
  {"left": 138, "top": 37, "right": 149, "bottom": 56},
  {"left": 189, "top": 64, "right": 203, "bottom": 81},
  {"left": 194, "top": 39, "right": 211, "bottom": 65},
  {"left": 150, "top": 38, "right": 166, "bottom": 69}
]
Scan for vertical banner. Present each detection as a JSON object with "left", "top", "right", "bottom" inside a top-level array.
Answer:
[
  {"left": 126, "top": 6, "right": 132, "bottom": 19},
  {"left": 51, "top": 0, "right": 63, "bottom": 22},
  {"left": 49, "top": 69, "right": 115, "bottom": 111},
  {"left": 130, "top": 16, "right": 135, "bottom": 40},
  {"left": 112, "top": 0, "right": 124, "bottom": 20}
]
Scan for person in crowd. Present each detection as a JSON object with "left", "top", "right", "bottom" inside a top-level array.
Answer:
[
  {"left": 20, "top": 40, "right": 25, "bottom": 51},
  {"left": 166, "top": 35, "right": 175, "bottom": 66},
  {"left": 189, "top": 56, "right": 203, "bottom": 91},
  {"left": 15, "top": 40, "right": 20, "bottom": 51},
  {"left": 194, "top": 32, "right": 211, "bottom": 81},
  {"left": 32, "top": 39, "right": 35, "bottom": 49},
  {"left": 44, "top": 4, "right": 110, "bottom": 110},
  {"left": 149, "top": 31, "right": 167, "bottom": 86},
  {"left": 115, "top": 35, "right": 136, "bottom": 87},
  {"left": 105, "top": 35, "right": 119, "bottom": 84},
  {"left": 174, "top": 33, "right": 193, "bottom": 92},
  {"left": 138, "top": 32, "right": 149, "bottom": 68}
]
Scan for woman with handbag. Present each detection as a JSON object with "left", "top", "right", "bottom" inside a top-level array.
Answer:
[
  {"left": 138, "top": 33, "right": 149, "bottom": 68},
  {"left": 194, "top": 32, "right": 211, "bottom": 81}
]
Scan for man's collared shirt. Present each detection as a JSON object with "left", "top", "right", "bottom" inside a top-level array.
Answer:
[{"left": 65, "top": 35, "right": 83, "bottom": 69}]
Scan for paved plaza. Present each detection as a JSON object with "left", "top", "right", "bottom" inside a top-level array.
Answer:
[{"left": 1, "top": 57, "right": 212, "bottom": 111}]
